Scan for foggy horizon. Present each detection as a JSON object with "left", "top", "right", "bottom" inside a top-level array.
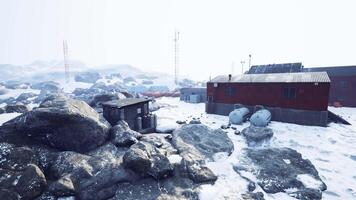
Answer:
[{"left": 1, "top": 0, "right": 356, "bottom": 81}]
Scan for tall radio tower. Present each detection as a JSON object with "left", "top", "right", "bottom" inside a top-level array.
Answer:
[
  {"left": 63, "top": 40, "right": 70, "bottom": 83},
  {"left": 174, "top": 30, "right": 180, "bottom": 84}
]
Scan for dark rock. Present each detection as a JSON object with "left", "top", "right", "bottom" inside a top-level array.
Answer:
[
  {"left": 5, "top": 103, "right": 29, "bottom": 113},
  {"left": 248, "top": 182, "right": 256, "bottom": 192},
  {"left": 114, "top": 167, "right": 199, "bottom": 200},
  {"left": 0, "top": 168, "right": 19, "bottom": 190},
  {"left": 289, "top": 188, "right": 322, "bottom": 200},
  {"left": 176, "top": 120, "right": 186, "bottom": 125},
  {"left": 34, "top": 192, "right": 56, "bottom": 200},
  {"left": 181, "top": 159, "right": 217, "bottom": 183},
  {"left": 15, "top": 164, "right": 47, "bottom": 200},
  {"left": 172, "top": 124, "right": 233, "bottom": 183},
  {"left": 50, "top": 151, "right": 92, "bottom": 179},
  {"left": 165, "top": 134, "right": 173, "bottom": 141},
  {"left": 0, "top": 189, "right": 20, "bottom": 200},
  {"left": 243, "top": 148, "right": 327, "bottom": 199},
  {"left": 123, "top": 142, "right": 173, "bottom": 179},
  {"left": 140, "top": 134, "right": 178, "bottom": 156},
  {"left": 241, "top": 192, "right": 265, "bottom": 200},
  {"left": 241, "top": 126, "right": 273, "bottom": 145},
  {"left": 0, "top": 144, "right": 39, "bottom": 171},
  {"left": 1, "top": 94, "right": 110, "bottom": 153},
  {"left": 235, "top": 130, "right": 241, "bottom": 135},
  {"left": 16, "top": 92, "right": 38, "bottom": 102},
  {"left": 0, "top": 107, "right": 4, "bottom": 114},
  {"left": 173, "top": 124, "right": 234, "bottom": 160},
  {"left": 75, "top": 72, "right": 101, "bottom": 83},
  {"left": 48, "top": 175, "right": 75, "bottom": 197},
  {"left": 110, "top": 121, "right": 142, "bottom": 147},
  {"left": 89, "top": 93, "right": 123, "bottom": 108},
  {"left": 189, "top": 119, "right": 201, "bottom": 124},
  {"left": 221, "top": 124, "right": 230, "bottom": 129}
]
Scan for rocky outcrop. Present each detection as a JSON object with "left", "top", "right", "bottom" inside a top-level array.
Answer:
[
  {"left": 16, "top": 92, "right": 38, "bottom": 103},
  {"left": 31, "top": 81, "right": 61, "bottom": 92},
  {"left": 240, "top": 147, "right": 327, "bottom": 200},
  {"left": 5, "top": 103, "right": 30, "bottom": 113},
  {"left": 172, "top": 124, "right": 233, "bottom": 183},
  {"left": 1, "top": 94, "right": 110, "bottom": 153},
  {"left": 110, "top": 121, "right": 142, "bottom": 147},
  {"left": 241, "top": 126, "right": 274, "bottom": 145},
  {"left": 123, "top": 142, "right": 173, "bottom": 180}
]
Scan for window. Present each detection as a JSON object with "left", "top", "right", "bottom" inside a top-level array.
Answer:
[
  {"left": 214, "top": 83, "right": 218, "bottom": 87},
  {"left": 283, "top": 87, "right": 297, "bottom": 99},
  {"left": 224, "top": 86, "right": 236, "bottom": 97},
  {"left": 137, "top": 108, "right": 142, "bottom": 114}
]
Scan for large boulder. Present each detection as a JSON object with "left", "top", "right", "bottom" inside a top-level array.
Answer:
[
  {"left": 172, "top": 124, "right": 234, "bottom": 160},
  {"left": 5, "top": 103, "right": 30, "bottom": 113},
  {"left": 241, "top": 126, "right": 273, "bottom": 145},
  {"left": 75, "top": 72, "right": 102, "bottom": 83},
  {"left": 15, "top": 164, "right": 47, "bottom": 200},
  {"left": 1, "top": 94, "right": 110, "bottom": 153},
  {"left": 241, "top": 148, "right": 327, "bottom": 199},
  {"left": 0, "top": 143, "right": 39, "bottom": 171},
  {"left": 172, "top": 124, "right": 233, "bottom": 183},
  {"left": 110, "top": 121, "right": 142, "bottom": 147},
  {"left": 89, "top": 93, "right": 125, "bottom": 108},
  {"left": 49, "top": 144, "right": 136, "bottom": 200},
  {"left": 123, "top": 142, "right": 173, "bottom": 179}
]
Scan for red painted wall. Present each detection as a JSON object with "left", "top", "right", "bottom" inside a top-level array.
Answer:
[
  {"left": 328, "top": 76, "right": 356, "bottom": 107},
  {"left": 207, "top": 82, "right": 330, "bottom": 111}
]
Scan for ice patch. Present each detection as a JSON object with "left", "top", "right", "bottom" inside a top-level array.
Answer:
[{"left": 297, "top": 174, "right": 324, "bottom": 189}]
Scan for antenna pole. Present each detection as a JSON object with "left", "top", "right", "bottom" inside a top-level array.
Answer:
[
  {"left": 63, "top": 40, "right": 70, "bottom": 83},
  {"left": 248, "top": 54, "right": 252, "bottom": 69}
]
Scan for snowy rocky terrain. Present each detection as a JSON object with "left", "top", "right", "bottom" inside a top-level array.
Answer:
[
  {"left": 154, "top": 98, "right": 356, "bottom": 200},
  {"left": 0, "top": 73, "right": 355, "bottom": 199}
]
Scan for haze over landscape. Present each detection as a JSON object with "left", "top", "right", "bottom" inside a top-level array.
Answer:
[{"left": 1, "top": 0, "right": 356, "bottom": 80}]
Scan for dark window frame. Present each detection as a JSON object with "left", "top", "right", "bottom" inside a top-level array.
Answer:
[{"left": 282, "top": 87, "right": 297, "bottom": 99}]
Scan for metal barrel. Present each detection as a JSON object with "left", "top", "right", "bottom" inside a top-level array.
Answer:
[
  {"left": 229, "top": 107, "right": 250, "bottom": 125},
  {"left": 250, "top": 109, "right": 271, "bottom": 127}
]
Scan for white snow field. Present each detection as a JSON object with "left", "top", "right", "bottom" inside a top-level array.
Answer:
[{"left": 154, "top": 97, "right": 356, "bottom": 200}]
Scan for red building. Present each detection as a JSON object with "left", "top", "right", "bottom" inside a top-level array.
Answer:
[
  {"left": 206, "top": 72, "right": 331, "bottom": 126},
  {"left": 303, "top": 66, "right": 356, "bottom": 107}
]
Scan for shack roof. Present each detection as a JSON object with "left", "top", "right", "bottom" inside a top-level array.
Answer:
[
  {"left": 102, "top": 98, "right": 150, "bottom": 109},
  {"left": 303, "top": 66, "right": 356, "bottom": 76},
  {"left": 210, "top": 72, "right": 330, "bottom": 83},
  {"left": 248, "top": 62, "right": 303, "bottom": 74}
]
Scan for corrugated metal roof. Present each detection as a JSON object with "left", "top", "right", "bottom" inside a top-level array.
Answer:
[
  {"left": 303, "top": 66, "right": 356, "bottom": 76},
  {"left": 102, "top": 98, "right": 150, "bottom": 108},
  {"left": 210, "top": 72, "right": 330, "bottom": 83},
  {"left": 248, "top": 62, "right": 303, "bottom": 74}
]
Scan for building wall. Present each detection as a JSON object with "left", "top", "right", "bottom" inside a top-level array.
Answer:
[
  {"left": 180, "top": 88, "right": 207, "bottom": 102},
  {"left": 103, "top": 102, "right": 149, "bottom": 130},
  {"left": 206, "top": 102, "right": 328, "bottom": 126},
  {"left": 328, "top": 76, "right": 356, "bottom": 107},
  {"left": 207, "top": 82, "right": 330, "bottom": 111}
]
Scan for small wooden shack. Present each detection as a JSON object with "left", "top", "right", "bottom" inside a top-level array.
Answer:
[
  {"left": 206, "top": 72, "right": 331, "bottom": 126},
  {"left": 102, "top": 98, "right": 157, "bottom": 133}
]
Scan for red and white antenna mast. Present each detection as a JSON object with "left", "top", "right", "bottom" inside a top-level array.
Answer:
[
  {"left": 63, "top": 40, "right": 70, "bottom": 83},
  {"left": 174, "top": 30, "right": 180, "bottom": 84}
]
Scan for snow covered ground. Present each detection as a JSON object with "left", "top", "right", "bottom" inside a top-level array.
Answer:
[{"left": 154, "top": 97, "right": 356, "bottom": 200}]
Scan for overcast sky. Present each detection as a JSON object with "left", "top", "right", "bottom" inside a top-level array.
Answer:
[{"left": 0, "top": 0, "right": 355, "bottom": 80}]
